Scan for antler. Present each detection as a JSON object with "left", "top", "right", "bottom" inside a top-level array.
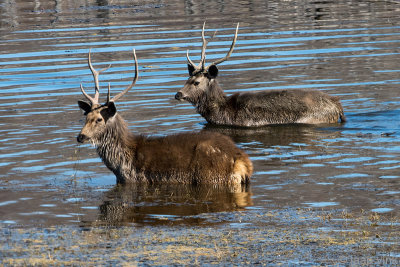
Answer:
[
  {"left": 186, "top": 22, "right": 238, "bottom": 75},
  {"left": 80, "top": 84, "right": 97, "bottom": 105},
  {"left": 107, "top": 49, "right": 139, "bottom": 103},
  {"left": 199, "top": 22, "right": 208, "bottom": 70},
  {"left": 80, "top": 49, "right": 111, "bottom": 106},
  {"left": 80, "top": 49, "right": 138, "bottom": 105},
  {"left": 206, "top": 23, "right": 239, "bottom": 69},
  {"left": 186, "top": 22, "right": 208, "bottom": 71},
  {"left": 88, "top": 49, "right": 111, "bottom": 102}
]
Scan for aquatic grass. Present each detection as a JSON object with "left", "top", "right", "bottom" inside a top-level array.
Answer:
[{"left": 1, "top": 208, "right": 400, "bottom": 266}]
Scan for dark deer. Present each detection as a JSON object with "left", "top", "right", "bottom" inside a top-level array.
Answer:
[
  {"left": 175, "top": 23, "right": 346, "bottom": 126},
  {"left": 77, "top": 49, "right": 253, "bottom": 185}
]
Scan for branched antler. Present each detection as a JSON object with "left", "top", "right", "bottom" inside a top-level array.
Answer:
[
  {"left": 108, "top": 49, "right": 138, "bottom": 103},
  {"left": 88, "top": 49, "right": 111, "bottom": 103},
  {"left": 186, "top": 22, "right": 239, "bottom": 75},
  {"left": 80, "top": 49, "right": 138, "bottom": 106}
]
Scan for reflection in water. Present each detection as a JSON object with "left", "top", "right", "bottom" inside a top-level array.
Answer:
[
  {"left": 95, "top": 0, "right": 110, "bottom": 20},
  {"left": 203, "top": 123, "right": 343, "bottom": 147},
  {"left": 86, "top": 183, "right": 252, "bottom": 226}
]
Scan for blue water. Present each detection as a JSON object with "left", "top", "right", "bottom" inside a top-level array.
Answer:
[{"left": 0, "top": 0, "right": 399, "bottom": 227}]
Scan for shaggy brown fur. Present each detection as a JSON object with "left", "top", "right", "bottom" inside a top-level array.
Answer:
[{"left": 77, "top": 102, "right": 253, "bottom": 185}]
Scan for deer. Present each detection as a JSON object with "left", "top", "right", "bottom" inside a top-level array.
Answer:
[
  {"left": 76, "top": 49, "right": 253, "bottom": 185},
  {"left": 175, "top": 23, "right": 347, "bottom": 127}
]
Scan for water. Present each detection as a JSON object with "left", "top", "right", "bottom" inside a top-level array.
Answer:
[
  {"left": 1, "top": 0, "right": 400, "bottom": 264},
  {"left": 1, "top": 0, "right": 400, "bottom": 226}
]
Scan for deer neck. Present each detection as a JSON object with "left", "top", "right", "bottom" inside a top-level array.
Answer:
[
  {"left": 95, "top": 114, "right": 136, "bottom": 183},
  {"left": 197, "top": 80, "right": 230, "bottom": 124}
]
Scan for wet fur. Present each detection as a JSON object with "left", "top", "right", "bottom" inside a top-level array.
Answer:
[
  {"left": 177, "top": 73, "right": 346, "bottom": 127},
  {"left": 78, "top": 103, "right": 253, "bottom": 185}
]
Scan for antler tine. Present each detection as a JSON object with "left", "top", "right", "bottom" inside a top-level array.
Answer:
[
  {"left": 186, "top": 22, "right": 208, "bottom": 72},
  {"left": 88, "top": 49, "right": 111, "bottom": 102},
  {"left": 105, "top": 83, "right": 110, "bottom": 104},
  {"left": 186, "top": 49, "right": 197, "bottom": 69},
  {"left": 199, "top": 21, "right": 208, "bottom": 70},
  {"left": 80, "top": 84, "right": 96, "bottom": 105},
  {"left": 110, "top": 49, "right": 139, "bottom": 102},
  {"left": 186, "top": 22, "right": 220, "bottom": 73},
  {"left": 206, "top": 23, "right": 239, "bottom": 69}
]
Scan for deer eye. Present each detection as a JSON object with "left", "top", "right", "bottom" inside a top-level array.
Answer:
[
  {"left": 96, "top": 118, "right": 103, "bottom": 123},
  {"left": 194, "top": 81, "right": 200, "bottom": 86}
]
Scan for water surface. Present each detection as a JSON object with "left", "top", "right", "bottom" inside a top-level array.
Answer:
[{"left": 1, "top": 0, "right": 400, "bottom": 264}]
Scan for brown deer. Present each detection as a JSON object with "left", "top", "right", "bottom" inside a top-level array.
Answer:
[
  {"left": 77, "top": 49, "right": 253, "bottom": 185},
  {"left": 175, "top": 23, "right": 346, "bottom": 127}
]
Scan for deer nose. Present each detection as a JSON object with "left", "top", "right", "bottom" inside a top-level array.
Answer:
[
  {"left": 77, "top": 134, "right": 87, "bottom": 143},
  {"left": 175, "top": 92, "right": 184, "bottom": 100}
]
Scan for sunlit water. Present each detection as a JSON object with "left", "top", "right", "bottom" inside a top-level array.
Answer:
[{"left": 0, "top": 0, "right": 399, "bottom": 227}]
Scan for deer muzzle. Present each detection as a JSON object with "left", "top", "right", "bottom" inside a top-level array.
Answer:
[
  {"left": 77, "top": 134, "right": 88, "bottom": 143},
  {"left": 175, "top": 92, "right": 185, "bottom": 101}
]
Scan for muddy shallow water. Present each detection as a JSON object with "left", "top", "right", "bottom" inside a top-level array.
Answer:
[{"left": 1, "top": 0, "right": 400, "bottom": 265}]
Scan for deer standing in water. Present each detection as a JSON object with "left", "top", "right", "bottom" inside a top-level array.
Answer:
[
  {"left": 77, "top": 49, "right": 252, "bottom": 185},
  {"left": 175, "top": 23, "right": 346, "bottom": 127}
]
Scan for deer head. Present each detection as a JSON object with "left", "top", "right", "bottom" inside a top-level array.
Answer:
[
  {"left": 175, "top": 22, "right": 239, "bottom": 103},
  {"left": 77, "top": 49, "right": 138, "bottom": 144}
]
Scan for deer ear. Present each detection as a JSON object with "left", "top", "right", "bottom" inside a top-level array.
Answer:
[
  {"left": 78, "top": 100, "right": 91, "bottom": 114},
  {"left": 101, "top": 101, "right": 117, "bottom": 121},
  {"left": 207, "top": 65, "right": 219, "bottom": 79},
  {"left": 108, "top": 101, "right": 117, "bottom": 116},
  {"left": 188, "top": 64, "right": 196, "bottom": 76}
]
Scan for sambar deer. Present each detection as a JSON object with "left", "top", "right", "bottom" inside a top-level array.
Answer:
[
  {"left": 77, "top": 49, "right": 252, "bottom": 185},
  {"left": 175, "top": 23, "right": 346, "bottom": 127}
]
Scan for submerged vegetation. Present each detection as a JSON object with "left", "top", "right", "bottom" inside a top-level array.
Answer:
[{"left": 2, "top": 208, "right": 399, "bottom": 266}]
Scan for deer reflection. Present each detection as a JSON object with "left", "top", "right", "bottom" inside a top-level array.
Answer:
[
  {"left": 203, "top": 123, "right": 344, "bottom": 147},
  {"left": 89, "top": 183, "right": 252, "bottom": 226}
]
